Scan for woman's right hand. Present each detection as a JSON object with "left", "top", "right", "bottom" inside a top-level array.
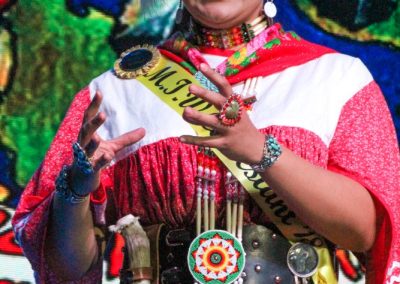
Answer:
[{"left": 70, "top": 91, "right": 145, "bottom": 196}]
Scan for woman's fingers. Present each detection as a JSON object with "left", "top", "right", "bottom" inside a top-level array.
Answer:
[
  {"left": 180, "top": 134, "right": 226, "bottom": 149},
  {"left": 92, "top": 152, "right": 113, "bottom": 172},
  {"left": 189, "top": 64, "right": 233, "bottom": 111},
  {"left": 199, "top": 63, "right": 232, "bottom": 98},
  {"left": 109, "top": 127, "right": 146, "bottom": 152},
  {"left": 81, "top": 128, "right": 145, "bottom": 174},
  {"left": 189, "top": 84, "right": 226, "bottom": 109},
  {"left": 78, "top": 91, "right": 106, "bottom": 147},
  {"left": 85, "top": 133, "right": 102, "bottom": 158},
  {"left": 79, "top": 112, "right": 106, "bottom": 147},
  {"left": 183, "top": 107, "right": 225, "bottom": 132},
  {"left": 83, "top": 91, "right": 102, "bottom": 122}
]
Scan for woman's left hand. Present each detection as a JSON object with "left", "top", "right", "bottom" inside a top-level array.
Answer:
[
  {"left": 181, "top": 65, "right": 377, "bottom": 253},
  {"left": 180, "top": 63, "right": 265, "bottom": 165}
]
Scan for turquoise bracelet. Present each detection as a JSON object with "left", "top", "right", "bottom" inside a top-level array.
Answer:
[{"left": 250, "top": 135, "right": 282, "bottom": 173}]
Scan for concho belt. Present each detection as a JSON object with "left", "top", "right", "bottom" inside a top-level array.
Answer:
[{"left": 120, "top": 224, "right": 320, "bottom": 284}]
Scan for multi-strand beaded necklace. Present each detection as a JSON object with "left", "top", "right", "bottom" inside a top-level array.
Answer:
[{"left": 192, "top": 15, "right": 268, "bottom": 50}]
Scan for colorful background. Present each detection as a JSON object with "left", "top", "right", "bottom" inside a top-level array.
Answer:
[{"left": 0, "top": 0, "right": 398, "bottom": 282}]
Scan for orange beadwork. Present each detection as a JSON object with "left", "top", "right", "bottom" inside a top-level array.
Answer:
[
  {"left": 194, "top": 16, "right": 268, "bottom": 49},
  {"left": 219, "top": 94, "right": 244, "bottom": 126}
]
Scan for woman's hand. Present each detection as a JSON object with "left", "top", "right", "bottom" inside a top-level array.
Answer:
[
  {"left": 181, "top": 65, "right": 377, "bottom": 252},
  {"left": 70, "top": 91, "right": 145, "bottom": 196},
  {"left": 180, "top": 64, "right": 265, "bottom": 165}
]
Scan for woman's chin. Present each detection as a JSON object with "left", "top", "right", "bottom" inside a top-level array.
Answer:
[
  {"left": 192, "top": 10, "right": 250, "bottom": 29},
  {"left": 197, "top": 16, "right": 237, "bottom": 29},
  {"left": 186, "top": 1, "right": 263, "bottom": 29}
]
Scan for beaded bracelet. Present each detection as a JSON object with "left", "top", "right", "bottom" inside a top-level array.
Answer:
[
  {"left": 250, "top": 135, "right": 282, "bottom": 173},
  {"left": 72, "top": 142, "right": 94, "bottom": 175},
  {"left": 195, "top": 71, "right": 219, "bottom": 93},
  {"left": 55, "top": 165, "right": 89, "bottom": 204}
]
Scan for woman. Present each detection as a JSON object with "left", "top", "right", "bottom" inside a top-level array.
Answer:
[{"left": 12, "top": 0, "right": 400, "bottom": 283}]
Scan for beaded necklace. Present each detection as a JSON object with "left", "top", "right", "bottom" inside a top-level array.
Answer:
[
  {"left": 161, "top": 23, "right": 305, "bottom": 112},
  {"left": 161, "top": 23, "right": 292, "bottom": 79},
  {"left": 161, "top": 26, "right": 282, "bottom": 105},
  {"left": 192, "top": 15, "right": 268, "bottom": 50}
]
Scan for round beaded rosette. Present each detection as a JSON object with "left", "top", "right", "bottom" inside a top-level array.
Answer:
[{"left": 188, "top": 230, "right": 245, "bottom": 284}]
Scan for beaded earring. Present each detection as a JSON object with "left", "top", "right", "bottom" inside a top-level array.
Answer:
[
  {"left": 264, "top": 0, "right": 277, "bottom": 19},
  {"left": 175, "top": 0, "right": 183, "bottom": 25}
]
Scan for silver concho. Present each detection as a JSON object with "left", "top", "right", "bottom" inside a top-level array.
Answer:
[{"left": 287, "top": 243, "right": 319, "bottom": 278}]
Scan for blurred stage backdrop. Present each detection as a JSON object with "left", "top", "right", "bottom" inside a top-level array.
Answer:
[{"left": 0, "top": 0, "right": 399, "bottom": 282}]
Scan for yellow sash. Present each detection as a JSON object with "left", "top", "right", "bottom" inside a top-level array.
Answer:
[{"left": 135, "top": 54, "right": 337, "bottom": 283}]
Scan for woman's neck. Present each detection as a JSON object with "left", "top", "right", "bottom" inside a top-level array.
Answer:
[{"left": 192, "top": 15, "right": 270, "bottom": 50}]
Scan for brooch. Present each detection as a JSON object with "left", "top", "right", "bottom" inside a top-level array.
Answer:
[{"left": 113, "top": 44, "right": 161, "bottom": 79}]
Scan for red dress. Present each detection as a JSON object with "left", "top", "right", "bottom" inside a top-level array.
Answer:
[{"left": 12, "top": 26, "right": 400, "bottom": 283}]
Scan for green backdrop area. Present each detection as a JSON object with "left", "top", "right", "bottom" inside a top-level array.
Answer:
[{"left": 0, "top": 1, "right": 115, "bottom": 185}]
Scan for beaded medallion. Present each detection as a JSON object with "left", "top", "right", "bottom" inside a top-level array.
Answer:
[{"left": 188, "top": 230, "right": 245, "bottom": 284}]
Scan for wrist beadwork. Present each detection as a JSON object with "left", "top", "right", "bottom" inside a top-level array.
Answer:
[
  {"left": 55, "top": 165, "right": 89, "bottom": 204},
  {"left": 250, "top": 135, "right": 282, "bottom": 173},
  {"left": 72, "top": 142, "right": 94, "bottom": 175}
]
